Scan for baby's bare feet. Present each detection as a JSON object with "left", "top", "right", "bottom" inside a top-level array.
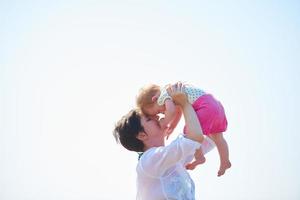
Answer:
[
  {"left": 217, "top": 161, "right": 231, "bottom": 177},
  {"left": 185, "top": 156, "right": 206, "bottom": 170}
]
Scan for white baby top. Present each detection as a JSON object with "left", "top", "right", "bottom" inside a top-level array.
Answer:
[
  {"left": 157, "top": 84, "right": 205, "bottom": 106},
  {"left": 136, "top": 135, "right": 215, "bottom": 200}
]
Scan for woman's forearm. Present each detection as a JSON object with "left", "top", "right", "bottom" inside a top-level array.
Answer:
[
  {"left": 181, "top": 103, "right": 204, "bottom": 143},
  {"left": 167, "top": 82, "right": 204, "bottom": 143}
]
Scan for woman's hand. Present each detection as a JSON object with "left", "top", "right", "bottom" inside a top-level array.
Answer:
[{"left": 166, "top": 82, "right": 187, "bottom": 107}]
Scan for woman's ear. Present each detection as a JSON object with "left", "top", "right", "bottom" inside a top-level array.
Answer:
[{"left": 137, "top": 132, "right": 147, "bottom": 141}]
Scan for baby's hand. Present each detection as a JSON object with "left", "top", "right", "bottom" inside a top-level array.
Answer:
[
  {"left": 164, "top": 124, "right": 176, "bottom": 139},
  {"left": 159, "top": 117, "right": 168, "bottom": 129}
]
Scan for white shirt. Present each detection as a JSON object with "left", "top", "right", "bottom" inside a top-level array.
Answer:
[{"left": 136, "top": 135, "right": 215, "bottom": 200}]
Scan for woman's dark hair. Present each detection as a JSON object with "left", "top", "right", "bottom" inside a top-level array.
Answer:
[{"left": 113, "top": 109, "right": 145, "bottom": 152}]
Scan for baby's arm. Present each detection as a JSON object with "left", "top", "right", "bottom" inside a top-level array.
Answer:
[
  {"left": 159, "top": 99, "right": 176, "bottom": 129},
  {"left": 164, "top": 106, "right": 182, "bottom": 137},
  {"left": 169, "top": 106, "right": 182, "bottom": 129}
]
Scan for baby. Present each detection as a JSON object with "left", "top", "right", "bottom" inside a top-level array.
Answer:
[{"left": 136, "top": 83, "right": 231, "bottom": 176}]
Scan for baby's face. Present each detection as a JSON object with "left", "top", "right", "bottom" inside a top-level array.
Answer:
[{"left": 145, "top": 104, "right": 165, "bottom": 116}]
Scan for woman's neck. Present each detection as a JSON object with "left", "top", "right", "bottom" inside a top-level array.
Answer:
[{"left": 143, "top": 140, "right": 165, "bottom": 151}]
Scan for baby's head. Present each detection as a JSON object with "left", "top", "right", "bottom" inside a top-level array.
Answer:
[{"left": 136, "top": 84, "right": 164, "bottom": 116}]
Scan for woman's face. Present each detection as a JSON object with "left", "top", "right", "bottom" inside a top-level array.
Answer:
[{"left": 140, "top": 114, "right": 164, "bottom": 139}]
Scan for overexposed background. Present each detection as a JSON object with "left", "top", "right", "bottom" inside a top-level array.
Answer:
[{"left": 1, "top": 1, "right": 299, "bottom": 199}]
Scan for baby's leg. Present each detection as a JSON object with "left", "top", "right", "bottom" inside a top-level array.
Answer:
[
  {"left": 208, "top": 133, "right": 231, "bottom": 176},
  {"left": 185, "top": 148, "right": 206, "bottom": 170}
]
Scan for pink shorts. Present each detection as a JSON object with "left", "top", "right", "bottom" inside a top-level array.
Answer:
[{"left": 184, "top": 94, "right": 228, "bottom": 135}]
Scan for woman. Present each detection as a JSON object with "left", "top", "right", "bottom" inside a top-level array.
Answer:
[{"left": 113, "top": 83, "right": 215, "bottom": 200}]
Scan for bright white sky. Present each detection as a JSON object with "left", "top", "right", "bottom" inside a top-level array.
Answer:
[{"left": 1, "top": 1, "right": 300, "bottom": 199}]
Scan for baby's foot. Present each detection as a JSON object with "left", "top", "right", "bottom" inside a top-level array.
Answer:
[
  {"left": 185, "top": 157, "right": 206, "bottom": 170},
  {"left": 217, "top": 161, "right": 231, "bottom": 177}
]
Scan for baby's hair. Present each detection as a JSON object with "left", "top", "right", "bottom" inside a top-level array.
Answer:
[{"left": 136, "top": 84, "right": 160, "bottom": 114}]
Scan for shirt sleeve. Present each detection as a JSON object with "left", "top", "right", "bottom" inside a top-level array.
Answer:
[
  {"left": 180, "top": 136, "right": 216, "bottom": 165},
  {"left": 201, "top": 136, "right": 216, "bottom": 154},
  {"left": 139, "top": 135, "right": 201, "bottom": 177}
]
